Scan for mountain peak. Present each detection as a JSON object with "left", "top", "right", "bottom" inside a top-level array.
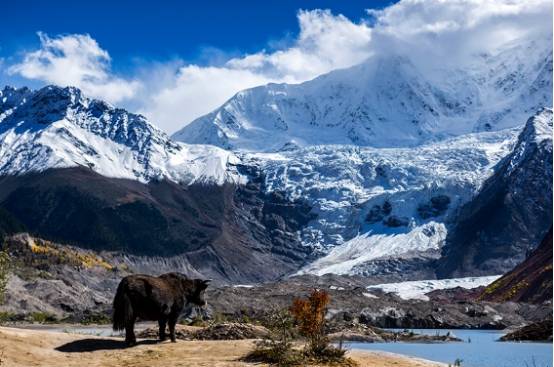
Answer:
[
  {"left": 0, "top": 85, "right": 33, "bottom": 112},
  {"left": 173, "top": 37, "right": 552, "bottom": 152},
  {"left": 526, "top": 107, "right": 553, "bottom": 144},
  {"left": 0, "top": 85, "right": 241, "bottom": 185}
]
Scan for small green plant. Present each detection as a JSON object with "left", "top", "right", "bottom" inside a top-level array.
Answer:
[
  {"left": 210, "top": 312, "right": 230, "bottom": 324},
  {"left": 0, "top": 311, "right": 17, "bottom": 324},
  {"left": 28, "top": 312, "right": 57, "bottom": 324},
  {"left": 0, "top": 250, "right": 11, "bottom": 304},
  {"left": 79, "top": 311, "right": 111, "bottom": 325},
  {"left": 188, "top": 314, "right": 208, "bottom": 327}
]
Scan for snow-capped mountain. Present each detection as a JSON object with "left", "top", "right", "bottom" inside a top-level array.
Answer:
[
  {"left": 0, "top": 35, "right": 550, "bottom": 282},
  {"left": 0, "top": 85, "right": 241, "bottom": 185},
  {"left": 173, "top": 36, "right": 552, "bottom": 152}
]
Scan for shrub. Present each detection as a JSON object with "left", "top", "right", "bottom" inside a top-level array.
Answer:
[
  {"left": 79, "top": 311, "right": 111, "bottom": 325},
  {"left": 0, "top": 311, "right": 18, "bottom": 324},
  {"left": 28, "top": 312, "right": 57, "bottom": 323},
  {"left": 244, "top": 309, "right": 302, "bottom": 366},
  {"left": 245, "top": 291, "right": 354, "bottom": 366}
]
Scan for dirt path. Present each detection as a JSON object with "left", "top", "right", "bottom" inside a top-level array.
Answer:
[{"left": 0, "top": 326, "right": 445, "bottom": 367}]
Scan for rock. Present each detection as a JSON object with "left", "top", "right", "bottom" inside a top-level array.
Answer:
[
  {"left": 327, "top": 322, "right": 461, "bottom": 343},
  {"left": 383, "top": 215, "right": 410, "bottom": 227},
  {"left": 500, "top": 320, "right": 553, "bottom": 342},
  {"left": 136, "top": 325, "right": 201, "bottom": 340},
  {"left": 417, "top": 195, "right": 451, "bottom": 219},
  {"left": 136, "top": 323, "right": 269, "bottom": 341},
  {"left": 193, "top": 323, "right": 269, "bottom": 340},
  {"left": 365, "top": 201, "right": 393, "bottom": 223},
  {"left": 327, "top": 331, "right": 384, "bottom": 343},
  {"left": 394, "top": 330, "right": 462, "bottom": 343}
]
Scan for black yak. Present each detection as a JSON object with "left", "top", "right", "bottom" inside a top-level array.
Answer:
[{"left": 113, "top": 272, "right": 210, "bottom": 346}]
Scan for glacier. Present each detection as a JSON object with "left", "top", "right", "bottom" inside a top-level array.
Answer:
[{"left": 240, "top": 127, "right": 520, "bottom": 276}]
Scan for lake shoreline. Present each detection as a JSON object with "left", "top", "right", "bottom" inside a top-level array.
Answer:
[{"left": 348, "top": 328, "right": 553, "bottom": 367}]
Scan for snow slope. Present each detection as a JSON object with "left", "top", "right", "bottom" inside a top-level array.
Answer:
[
  {"left": 0, "top": 85, "right": 242, "bottom": 185},
  {"left": 174, "top": 36, "right": 552, "bottom": 152},
  {"left": 366, "top": 275, "right": 501, "bottom": 301}
]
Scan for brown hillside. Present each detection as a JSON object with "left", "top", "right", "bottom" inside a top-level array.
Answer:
[{"left": 479, "top": 228, "right": 552, "bottom": 303}]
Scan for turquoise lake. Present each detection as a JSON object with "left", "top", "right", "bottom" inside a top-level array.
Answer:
[{"left": 348, "top": 329, "right": 552, "bottom": 367}]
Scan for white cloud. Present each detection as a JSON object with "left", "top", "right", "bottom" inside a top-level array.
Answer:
[
  {"left": 367, "top": 0, "right": 552, "bottom": 67},
  {"left": 138, "top": 9, "right": 372, "bottom": 132},
  {"left": 8, "top": 32, "right": 140, "bottom": 103},
  {"left": 138, "top": 66, "right": 272, "bottom": 133},
  {"left": 226, "top": 10, "right": 372, "bottom": 80},
  {"left": 5, "top": 1, "right": 552, "bottom": 133}
]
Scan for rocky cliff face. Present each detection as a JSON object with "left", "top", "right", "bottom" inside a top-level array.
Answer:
[{"left": 437, "top": 109, "right": 553, "bottom": 277}]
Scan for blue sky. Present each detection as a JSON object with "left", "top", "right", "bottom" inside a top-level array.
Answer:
[
  {"left": 1, "top": 1, "right": 393, "bottom": 73},
  {"left": 1, "top": 0, "right": 550, "bottom": 133}
]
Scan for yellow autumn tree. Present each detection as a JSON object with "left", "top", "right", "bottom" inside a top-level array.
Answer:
[{"left": 289, "top": 289, "right": 330, "bottom": 355}]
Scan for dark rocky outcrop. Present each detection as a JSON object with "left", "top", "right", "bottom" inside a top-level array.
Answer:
[
  {"left": 437, "top": 109, "right": 553, "bottom": 277},
  {"left": 0, "top": 166, "right": 316, "bottom": 283},
  {"left": 478, "top": 228, "right": 552, "bottom": 304},
  {"left": 365, "top": 201, "right": 392, "bottom": 223},
  {"left": 383, "top": 215, "right": 410, "bottom": 228},
  {"left": 500, "top": 320, "right": 553, "bottom": 342},
  {"left": 327, "top": 324, "right": 461, "bottom": 343},
  {"left": 417, "top": 195, "right": 451, "bottom": 219}
]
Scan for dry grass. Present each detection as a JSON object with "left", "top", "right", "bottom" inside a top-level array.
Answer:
[{"left": 0, "top": 326, "right": 445, "bottom": 367}]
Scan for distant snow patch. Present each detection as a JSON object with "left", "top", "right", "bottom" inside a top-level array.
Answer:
[
  {"left": 366, "top": 275, "right": 501, "bottom": 301},
  {"left": 362, "top": 292, "right": 379, "bottom": 299}
]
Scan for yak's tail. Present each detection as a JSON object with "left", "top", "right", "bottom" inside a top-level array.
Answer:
[{"left": 113, "top": 280, "right": 133, "bottom": 331}]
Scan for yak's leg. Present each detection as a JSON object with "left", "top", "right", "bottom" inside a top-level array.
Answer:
[
  {"left": 125, "top": 318, "right": 137, "bottom": 346},
  {"left": 168, "top": 316, "right": 178, "bottom": 343},
  {"left": 158, "top": 318, "right": 167, "bottom": 342}
]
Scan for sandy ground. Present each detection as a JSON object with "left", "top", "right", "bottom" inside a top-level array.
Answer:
[{"left": 0, "top": 326, "right": 445, "bottom": 367}]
